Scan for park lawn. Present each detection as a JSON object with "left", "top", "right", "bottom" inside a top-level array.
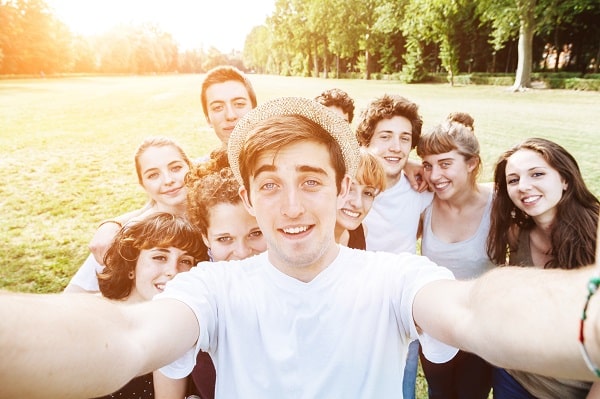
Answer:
[
  {"left": 1, "top": 73, "right": 598, "bottom": 293},
  {"left": 1, "top": 73, "right": 597, "bottom": 398}
]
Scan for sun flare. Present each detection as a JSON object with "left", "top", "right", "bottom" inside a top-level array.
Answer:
[{"left": 47, "top": 0, "right": 275, "bottom": 52}]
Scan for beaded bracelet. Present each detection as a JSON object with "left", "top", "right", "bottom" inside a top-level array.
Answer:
[{"left": 579, "top": 275, "right": 600, "bottom": 377}]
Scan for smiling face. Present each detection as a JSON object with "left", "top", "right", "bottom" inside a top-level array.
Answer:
[
  {"left": 505, "top": 149, "right": 568, "bottom": 225},
  {"left": 203, "top": 202, "right": 266, "bottom": 261},
  {"left": 128, "top": 247, "right": 195, "bottom": 302},
  {"left": 422, "top": 150, "right": 475, "bottom": 201},
  {"left": 366, "top": 116, "right": 413, "bottom": 187},
  {"left": 336, "top": 180, "right": 378, "bottom": 231},
  {"left": 205, "top": 80, "right": 253, "bottom": 146},
  {"left": 138, "top": 145, "right": 189, "bottom": 212},
  {"left": 240, "top": 140, "right": 349, "bottom": 281}
]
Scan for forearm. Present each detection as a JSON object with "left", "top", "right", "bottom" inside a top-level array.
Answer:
[
  {"left": 153, "top": 370, "right": 188, "bottom": 399},
  {"left": 0, "top": 292, "right": 144, "bottom": 398},
  {"left": 461, "top": 266, "right": 599, "bottom": 380}
]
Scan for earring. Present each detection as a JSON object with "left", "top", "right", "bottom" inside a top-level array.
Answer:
[
  {"left": 207, "top": 248, "right": 214, "bottom": 262},
  {"left": 510, "top": 209, "right": 516, "bottom": 219},
  {"left": 128, "top": 271, "right": 134, "bottom": 279}
]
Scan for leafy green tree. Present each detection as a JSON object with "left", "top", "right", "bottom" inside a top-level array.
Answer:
[{"left": 243, "top": 25, "right": 271, "bottom": 73}]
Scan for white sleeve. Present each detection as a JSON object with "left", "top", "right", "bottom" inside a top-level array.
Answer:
[{"left": 67, "top": 254, "right": 103, "bottom": 292}]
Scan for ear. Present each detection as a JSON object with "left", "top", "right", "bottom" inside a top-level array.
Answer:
[
  {"left": 239, "top": 185, "right": 256, "bottom": 217},
  {"left": 201, "top": 234, "right": 210, "bottom": 249},
  {"left": 336, "top": 175, "right": 352, "bottom": 210},
  {"left": 562, "top": 179, "right": 568, "bottom": 191},
  {"left": 466, "top": 157, "right": 479, "bottom": 173},
  {"left": 206, "top": 115, "right": 213, "bottom": 127}
]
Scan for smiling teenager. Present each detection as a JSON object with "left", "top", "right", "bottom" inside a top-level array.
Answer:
[{"left": 2, "top": 98, "right": 600, "bottom": 399}]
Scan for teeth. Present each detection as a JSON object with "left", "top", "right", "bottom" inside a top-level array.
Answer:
[
  {"left": 342, "top": 209, "right": 360, "bottom": 218},
  {"left": 523, "top": 196, "right": 540, "bottom": 204},
  {"left": 435, "top": 182, "right": 450, "bottom": 189},
  {"left": 155, "top": 284, "right": 165, "bottom": 291},
  {"left": 283, "top": 226, "right": 308, "bottom": 234},
  {"left": 385, "top": 157, "right": 400, "bottom": 162}
]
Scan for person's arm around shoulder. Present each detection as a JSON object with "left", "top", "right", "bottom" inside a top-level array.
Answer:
[
  {"left": 0, "top": 293, "right": 199, "bottom": 399},
  {"left": 88, "top": 205, "right": 152, "bottom": 264},
  {"left": 403, "top": 158, "right": 428, "bottom": 192}
]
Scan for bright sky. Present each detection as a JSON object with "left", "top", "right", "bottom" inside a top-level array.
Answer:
[{"left": 47, "top": 0, "right": 275, "bottom": 52}]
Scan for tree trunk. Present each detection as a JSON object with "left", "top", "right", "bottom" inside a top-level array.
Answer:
[
  {"left": 511, "top": 0, "right": 536, "bottom": 92},
  {"left": 365, "top": 49, "right": 371, "bottom": 80}
]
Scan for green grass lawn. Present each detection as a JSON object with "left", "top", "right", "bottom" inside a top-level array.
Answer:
[
  {"left": 1, "top": 74, "right": 598, "bottom": 292},
  {"left": 1, "top": 73, "right": 597, "bottom": 397}
]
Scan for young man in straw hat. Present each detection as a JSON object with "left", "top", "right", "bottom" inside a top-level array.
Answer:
[{"left": 1, "top": 97, "right": 600, "bottom": 398}]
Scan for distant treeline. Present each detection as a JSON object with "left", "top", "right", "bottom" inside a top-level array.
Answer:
[{"left": 1, "top": 0, "right": 599, "bottom": 82}]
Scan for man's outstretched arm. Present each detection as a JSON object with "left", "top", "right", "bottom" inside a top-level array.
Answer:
[
  {"left": 414, "top": 265, "right": 599, "bottom": 381},
  {"left": 0, "top": 293, "right": 198, "bottom": 399}
]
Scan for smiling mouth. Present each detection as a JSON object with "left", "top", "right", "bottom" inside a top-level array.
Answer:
[
  {"left": 434, "top": 181, "right": 450, "bottom": 190},
  {"left": 522, "top": 195, "right": 541, "bottom": 204},
  {"left": 282, "top": 225, "right": 309, "bottom": 234},
  {"left": 384, "top": 156, "right": 401, "bottom": 163},
  {"left": 341, "top": 209, "right": 360, "bottom": 218},
  {"left": 162, "top": 187, "right": 182, "bottom": 195}
]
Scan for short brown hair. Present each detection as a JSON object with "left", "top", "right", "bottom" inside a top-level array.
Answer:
[
  {"left": 200, "top": 65, "right": 257, "bottom": 118},
  {"left": 238, "top": 114, "right": 346, "bottom": 196}
]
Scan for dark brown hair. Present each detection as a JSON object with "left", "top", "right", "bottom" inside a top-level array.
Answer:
[
  {"left": 315, "top": 88, "right": 355, "bottom": 123},
  {"left": 98, "top": 213, "right": 207, "bottom": 299},
  {"left": 355, "top": 94, "right": 422, "bottom": 149},
  {"left": 200, "top": 65, "right": 257, "bottom": 118},
  {"left": 486, "top": 138, "right": 599, "bottom": 268}
]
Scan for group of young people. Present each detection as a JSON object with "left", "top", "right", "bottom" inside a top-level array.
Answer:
[{"left": 1, "top": 66, "right": 599, "bottom": 399}]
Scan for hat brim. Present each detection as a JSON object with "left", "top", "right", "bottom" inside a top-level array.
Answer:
[{"left": 227, "top": 96, "right": 360, "bottom": 185}]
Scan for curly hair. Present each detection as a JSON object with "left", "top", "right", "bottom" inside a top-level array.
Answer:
[
  {"left": 355, "top": 94, "right": 423, "bottom": 149},
  {"left": 98, "top": 213, "right": 207, "bottom": 300},
  {"left": 314, "top": 88, "right": 356, "bottom": 123},
  {"left": 486, "top": 138, "right": 599, "bottom": 269},
  {"left": 186, "top": 166, "right": 241, "bottom": 236}
]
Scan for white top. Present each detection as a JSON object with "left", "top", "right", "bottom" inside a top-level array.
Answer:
[
  {"left": 364, "top": 173, "right": 434, "bottom": 254},
  {"left": 421, "top": 190, "right": 495, "bottom": 280},
  {"left": 156, "top": 246, "right": 457, "bottom": 398},
  {"left": 67, "top": 253, "right": 102, "bottom": 291}
]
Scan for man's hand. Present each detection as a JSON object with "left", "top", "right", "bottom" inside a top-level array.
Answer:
[{"left": 404, "top": 158, "right": 428, "bottom": 192}]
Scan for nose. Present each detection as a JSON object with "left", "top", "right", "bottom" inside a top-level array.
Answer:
[
  {"left": 517, "top": 176, "right": 531, "bottom": 191},
  {"left": 429, "top": 164, "right": 442, "bottom": 181},
  {"left": 164, "top": 260, "right": 177, "bottom": 278},
  {"left": 280, "top": 187, "right": 304, "bottom": 218},
  {"left": 346, "top": 189, "right": 362, "bottom": 209},
  {"left": 232, "top": 240, "right": 253, "bottom": 260},
  {"left": 163, "top": 170, "right": 175, "bottom": 185},
  {"left": 224, "top": 103, "right": 236, "bottom": 121},
  {"left": 389, "top": 136, "right": 402, "bottom": 152}
]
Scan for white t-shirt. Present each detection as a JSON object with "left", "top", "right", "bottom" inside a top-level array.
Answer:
[
  {"left": 156, "top": 246, "right": 457, "bottom": 398},
  {"left": 364, "top": 173, "right": 434, "bottom": 254},
  {"left": 67, "top": 253, "right": 102, "bottom": 291}
]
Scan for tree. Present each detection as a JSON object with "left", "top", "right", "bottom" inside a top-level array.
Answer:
[{"left": 243, "top": 25, "right": 271, "bottom": 73}]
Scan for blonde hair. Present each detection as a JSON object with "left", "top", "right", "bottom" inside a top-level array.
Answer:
[{"left": 356, "top": 149, "right": 386, "bottom": 193}]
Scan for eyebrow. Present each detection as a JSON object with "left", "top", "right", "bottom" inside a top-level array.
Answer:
[
  {"left": 253, "top": 164, "right": 329, "bottom": 179},
  {"left": 209, "top": 96, "right": 248, "bottom": 106}
]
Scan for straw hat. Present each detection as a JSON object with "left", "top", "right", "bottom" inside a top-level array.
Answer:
[{"left": 227, "top": 96, "right": 360, "bottom": 185}]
